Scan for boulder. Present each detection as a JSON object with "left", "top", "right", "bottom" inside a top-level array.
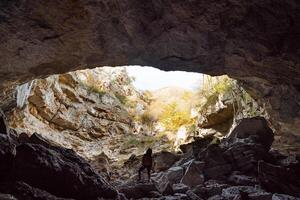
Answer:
[
  {"left": 272, "top": 193, "right": 300, "bottom": 200},
  {"left": 205, "top": 183, "right": 230, "bottom": 198},
  {"left": 248, "top": 192, "right": 273, "bottom": 200},
  {"left": 225, "top": 117, "right": 274, "bottom": 151},
  {"left": 228, "top": 174, "right": 258, "bottom": 186},
  {"left": 0, "top": 181, "right": 75, "bottom": 200},
  {"left": 166, "top": 167, "right": 184, "bottom": 184},
  {"left": 186, "top": 190, "right": 203, "bottom": 200},
  {"left": 197, "top": 99, "right": 234, "bottom": 129},
  {"left": 172, "top": 184, "right": 190, "bottom": 194},
  {"left": 221, "top": 186, "right": 265, "bottom": 199},
  {"left": 224, "top": 141, "right": 270, "bottom": 174},
  {"left": 154, "top": 151, "right": 181, "bottom": 171},
  {"left": 181, "top": 160, "right": 205, "bottom": 188},
  {"left": 258, "top": 160, "right": 300, "bottom": 197},
  {"left": 199, "top": 144, "right": 232, "bottom": 180},
  {"left": 11, "top": 143, "right": 117, "bottom": 200},
  {"left": 118, "top": 182, "right": 159, "bottom": 199},
  {"left": 192, "top": 184, "right": 206, "bottom": 198},
  {"left": 152, "top": 172, "right": 173, "bottom": 195},
  {"left": 89, "top": 152, "right": 111, "bottom": 181},
  {"left": 173, "top": 193, "right": 190, "bottom": 200},
  {"left": 207, "top": 195, "right": 226, "bottom": 200}
]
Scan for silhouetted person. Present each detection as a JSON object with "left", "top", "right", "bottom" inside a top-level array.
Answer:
[{"left": 138, "top": 148, "right": 153, "bottom": 182}]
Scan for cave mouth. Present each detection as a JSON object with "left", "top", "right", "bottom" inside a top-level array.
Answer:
[
  {"left": 2, "top": 65, "right": 300, "bottom": 199},
  {"left": 6, "top": 65, "right": 270, "bottom": 184}
]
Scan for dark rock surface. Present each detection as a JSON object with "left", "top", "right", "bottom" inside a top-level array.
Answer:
[
  {"left": 12, "top": 143, "right": 117, "bottom": 200},
  {"left": 118, "top": 182, "right": 159, "bottom": 199},
  {"left": 258, "top": 160, "right": 300, "bottom": 197},
  {"left": 116, "top": 117, "right": 300, "bottom": 199},
  {"left": 0, "top": 182, "right": 75, "bottom": 200},
  {"left": 154, "top": 151, "right": 181, "bottom": 171},
  {"left": 0, "top": 0, "right": 298, "bottom": 87},
  {"left": 0, "top": 135, "right": 16, "bottom": 181},
  {"left": 225, "top": 117, "right": 274, "bottom": 150},
  {"left": 0, "top": 133, "right": 118, "bottom": 200}
]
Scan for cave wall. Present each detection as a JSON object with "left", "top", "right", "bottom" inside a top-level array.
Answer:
[{"left": 0, "top": 0, "right": 299, "bottom": 151}]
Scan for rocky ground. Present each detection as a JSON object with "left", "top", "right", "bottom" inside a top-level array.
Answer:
[
  {"left": 0, "top": 117, "right": 299, "bottom": 199},
  {"left": 117, "top": 117, "right": 300, "bottom": 200},
  {"left": 2, "top": 68, "right": 299, "bottom": 199}
]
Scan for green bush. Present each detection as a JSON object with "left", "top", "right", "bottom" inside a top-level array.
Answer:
[
  {"left": 87, "top": 85, "right": 106, "bottom": 97},
  {"left": 115, "top": 93, "right": 128, "bottom": 104},
  {"left": 199, "top": 75, "right": 234, "bottom": 111},
  {"left": 159, "top": 102, "right": 192, "bottom": 132}
]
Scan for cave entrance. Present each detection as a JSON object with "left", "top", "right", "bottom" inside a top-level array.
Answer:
[{"left": 6, "top": 65, "right": 267, "bottom": 184}]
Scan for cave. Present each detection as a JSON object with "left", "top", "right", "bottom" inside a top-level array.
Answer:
[{"left": 0, "top": 0, "right": 299, "bottom": 199}]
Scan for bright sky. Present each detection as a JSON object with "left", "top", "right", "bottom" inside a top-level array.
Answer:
[{"left": 125, "top": 66, "right": 203, "bottom": 91}]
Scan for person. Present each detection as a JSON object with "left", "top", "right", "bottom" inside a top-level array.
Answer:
[{"left": 138, "top": 148, "right": 153, "bottom": 182}]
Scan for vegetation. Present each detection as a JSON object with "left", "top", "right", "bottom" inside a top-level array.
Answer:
[
  {"left": 115, "top": 93, "right": 128, "bottom": 105},
  {"left": 158, "top": 102, "right": 193, "bottom": 132},
  {"left": 197, "top": 75, "right": 267, "bottom": 124},
  {"left": 86, "top": 85, "right": 106, "bottom": 97},
  {"left": 197, "top": 75, "right": 235, "bottom": 112},
  {"left": 139, "top": 111, "right": 156, "bottom": 127}
]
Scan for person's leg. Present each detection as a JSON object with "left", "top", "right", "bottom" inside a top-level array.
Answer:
[
  {"left": 138, "top": 166, "right": 145, "bottom": 181},
  {"left": 146, "top": 166, "right": 151, "bottom": 182}
]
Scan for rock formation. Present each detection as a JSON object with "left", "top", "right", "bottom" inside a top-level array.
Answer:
[
  {"left": 0, "top": 0, "right": 299, "bottom": 150},
  {"left": 0, "top": 0, "right": 299, "bottom": 199},
  {"left": 8, "top": 67, "right": 137, "bottom": 160},
  {"left": 0, "top": 130, "right": 118, "bottom": 200},
  {"left": 116, "top": 117, "right": 300, "bottom": 199}
]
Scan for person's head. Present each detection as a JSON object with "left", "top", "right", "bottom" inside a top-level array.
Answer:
[{"left": 146, "top": 148, "right": 152, "bottom": 156}]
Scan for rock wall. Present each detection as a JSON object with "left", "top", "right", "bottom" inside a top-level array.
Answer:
[
  {"left": 195, "top": 77, "right": 268, "bottom": 140},
  {"left": 8, "top": 67, "right": 138, "bottom": 161}
]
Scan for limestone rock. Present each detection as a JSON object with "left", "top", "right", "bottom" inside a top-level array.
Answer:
[
  {"left": 8, "top": 67, "right": 146, "bottom": 166},
  {"left": 228, "top": 174, "right": 258, "bottom": 186},
  {"left": 154, "top": 151, "right": 181, "bottom": 172},
  {"left": 226, "top": 117, "right": 274, "bottom": 150},
  {"left": 199, "top": 144, "right": 232, "bottom": 180},
  {"left": 204, "top": 182, "right": 230, "bottom": 198},
  {"left": 118, "top": 182, "right": 159, "bottom": 199},
  {"left": 152, "top": 172, "right": 174, "bottom": 195},
  {"left": 272, "top": 194, "right": 300, "bottom": 200},
  {"left": 11, "top": 143, "right": 118, "bottom": 199},
  {"left": 186, "top": 190, "right": 203, "bottom": 200},
  {"left": 181, "top": 160, "right": 205, "bottom": 188},
  {"left": 207, "top": 195, "right": 226, "bottom": 200},
  {"left": 197, "top": 94, "right": 234, "bottom": 129},
  {"left": 258, "top": 160, "right": 300, "bottom": 197},
  {"left": 166, "top": 167, "right": 184, "bottom": 184},
  {"left": 172, "top": 184, "right": 189, "bottom": 194},
  {"left": 221, "top": 186, "right": 265, "bottom": 199}
]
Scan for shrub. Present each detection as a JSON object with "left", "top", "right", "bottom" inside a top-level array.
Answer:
[
  {"left": 115, "top": 93, "right": 128, "bottom": 104},
  {"left": 87, "top": 85, "right": 106, "bottom": 97},
  {"left": 159, "top": 102, "right": 192, "bottom": 132},
  {"left": 140, "top": 111, "right": 156, "bottom": 126},
  {"left": 198, "top": 75, "right": 235, "bottom": 111}
]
